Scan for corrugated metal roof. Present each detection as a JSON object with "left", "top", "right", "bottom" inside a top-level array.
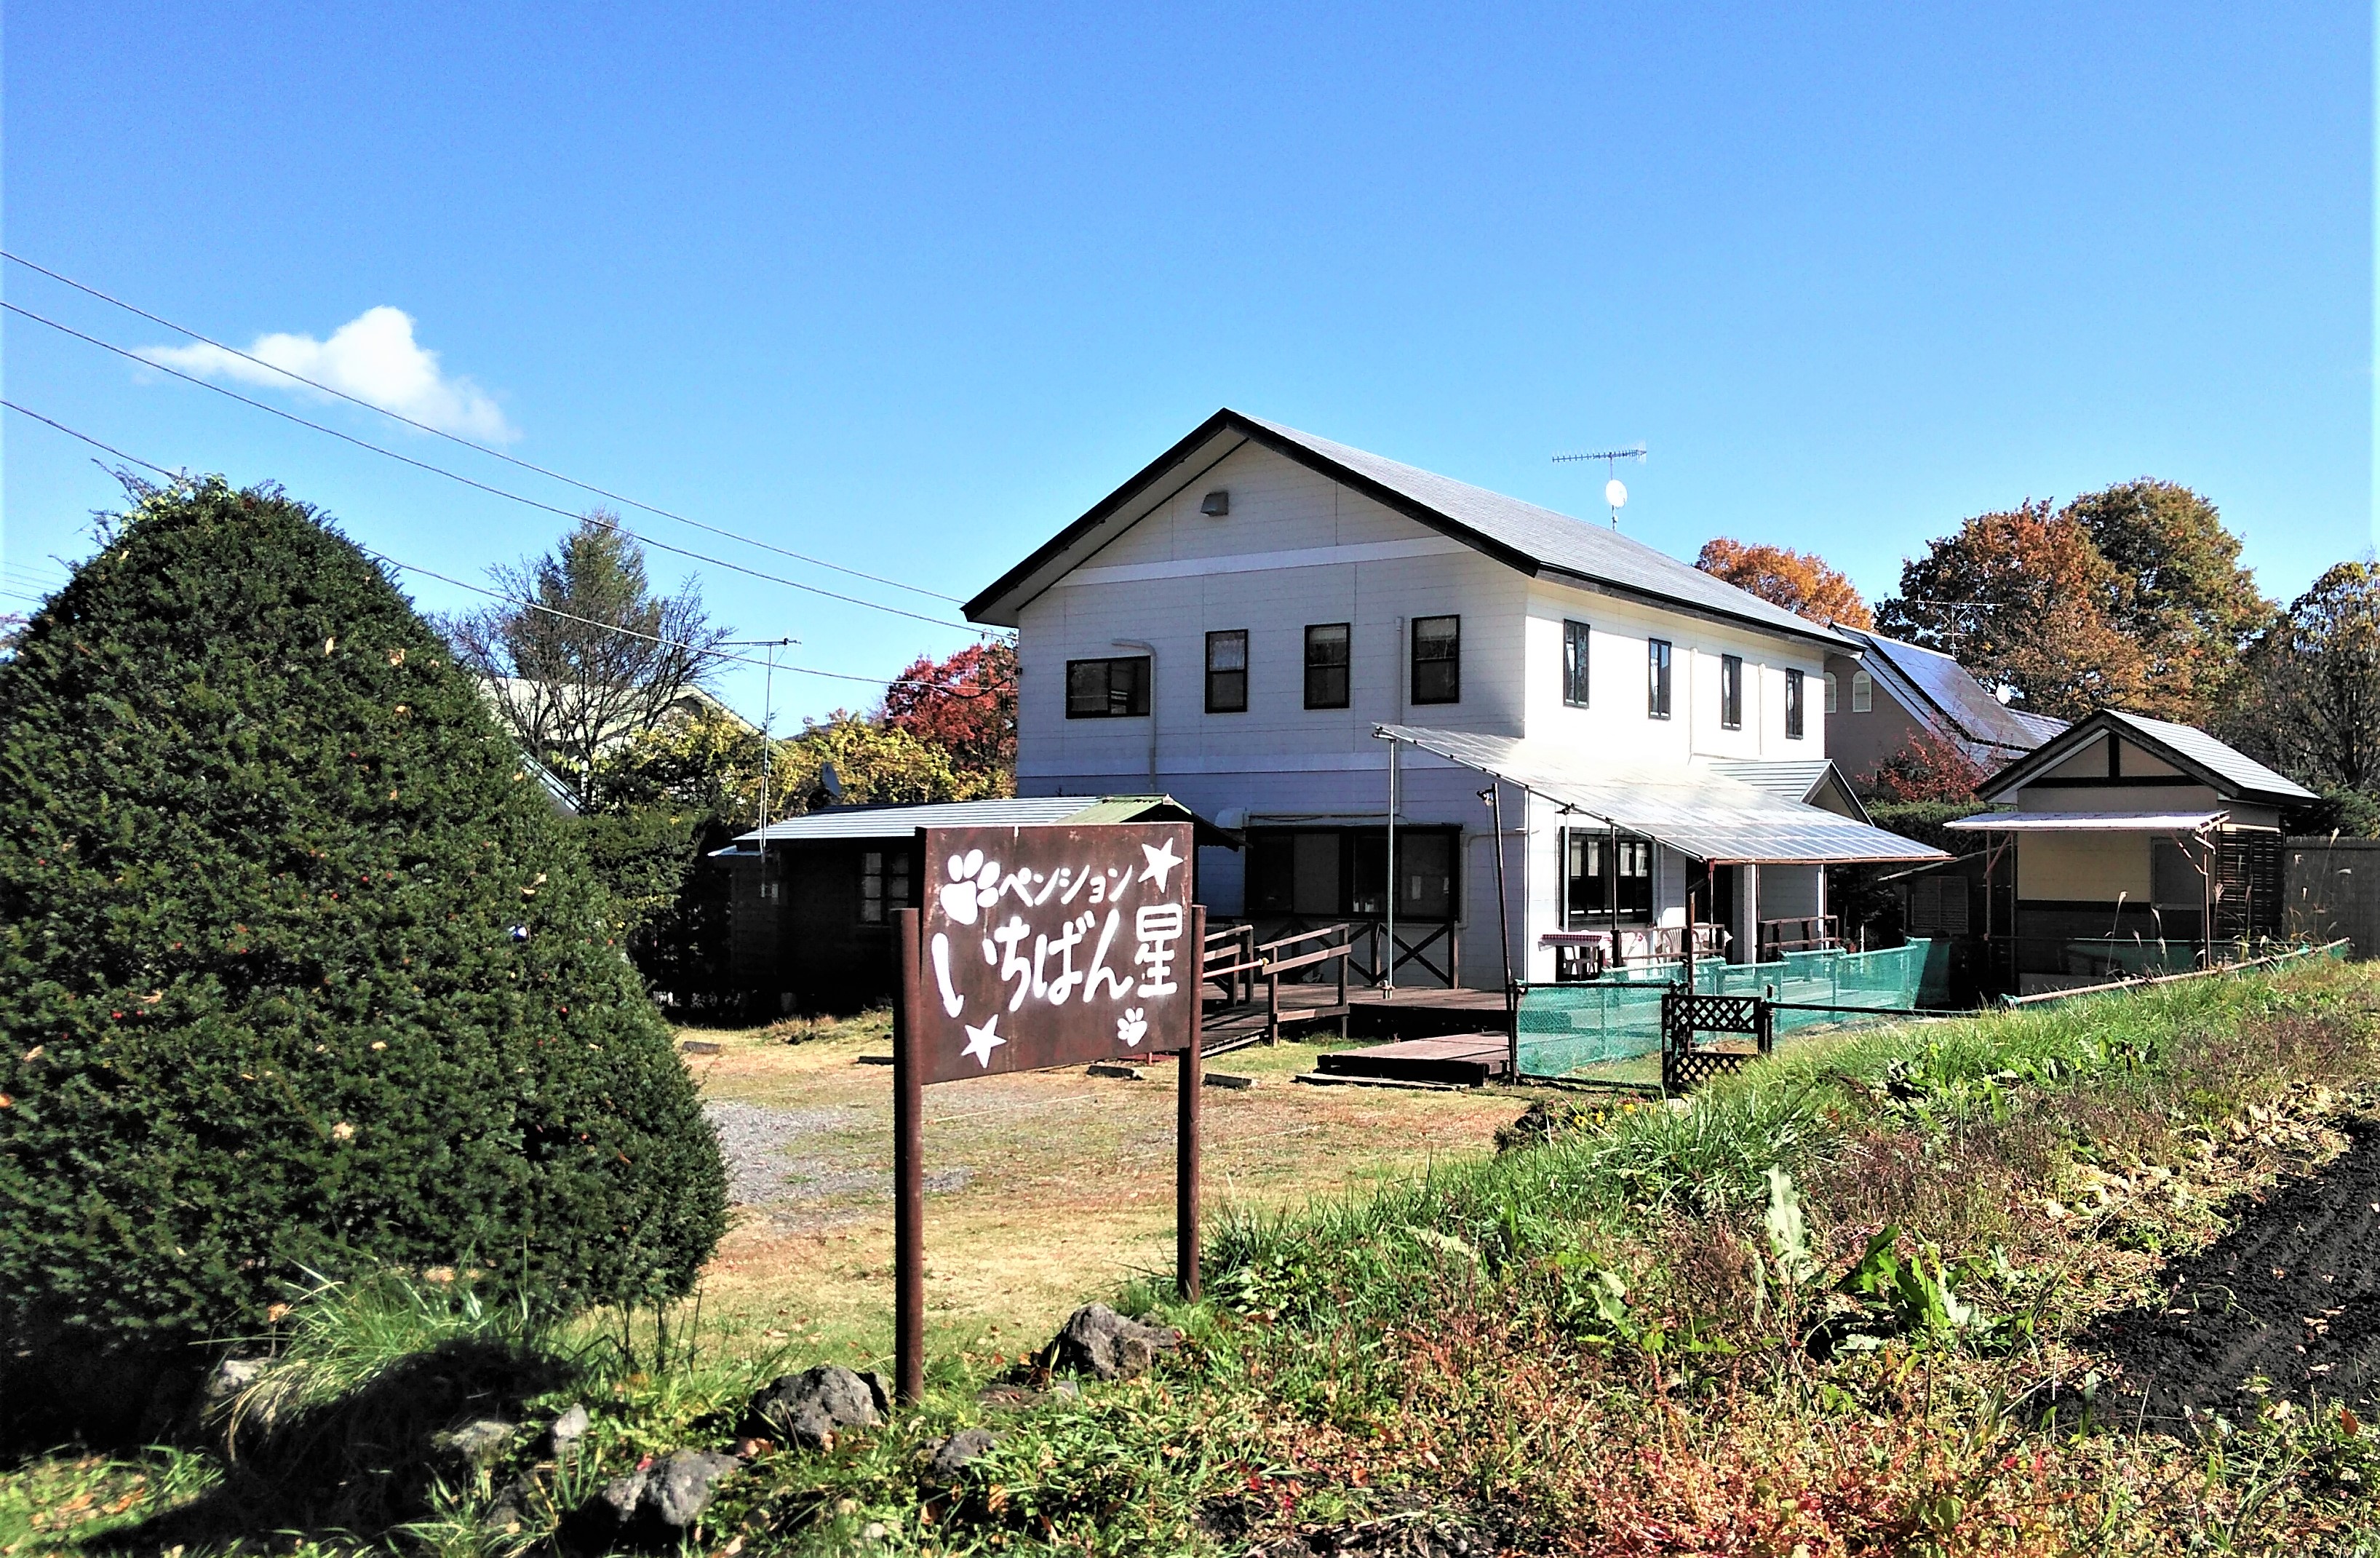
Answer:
[
  {"left": 715, "top": 795, "right": 1217, "bottom": 849},
  {"left": 1379, "top": 723, "right": 1946, "bottom": 865},
  {"left": 2011, "top": 711, "right": 2070, "bottom": 744},
  {"left": 1837, "top": 628, "right": 2053, "bottom": 754},
  {"left": 1943, "top": 809, "right": 2228, "bottom": 832},
  {"left": 2101, "top": 710, "right": 2316, "bottom": 802},
  {"left": 724, "top": 797, "right": 1104, "bottom": 846},
  {"left": 967, "top": 410, "right": 1855, "bottom": 649},
  {"left": 1980, "top": 710, "right": 2316, "bottom": 806},
  {"left": 1699, "top": 758, "right": 1838, "bottom": 803}
]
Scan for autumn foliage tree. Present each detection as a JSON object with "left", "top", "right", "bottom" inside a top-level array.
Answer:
[
  {"left": 1694, "top": 540, "right": 1874, "bottom": 628},
  {"left": 1877, "top": 482, "right": 2268, "bottom": 726},
  {"left": 1869, "top": 732, "right": 1989, "bottom": 804},
  {"left": 882, "top": 639, "right": 1017, "bottom": 784},
  {"left": 1875, "top": 500, "right": 2149, "bottom": 722}
]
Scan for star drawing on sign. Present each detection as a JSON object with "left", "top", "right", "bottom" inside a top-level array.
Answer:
[
  {"left": 961, "top": 1014, "right": 1006, "bottom": 1068},
  {"left": 1139, "top": 836, "right": 1182, "bottom": 894}
]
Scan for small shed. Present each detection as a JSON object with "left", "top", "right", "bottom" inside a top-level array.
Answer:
[
  {"left": 712, "top": 795, "right": 1229, "bottom": 1015},
  {"left": 1943, "top": 710, "right": 2315, "bottom": 994}
]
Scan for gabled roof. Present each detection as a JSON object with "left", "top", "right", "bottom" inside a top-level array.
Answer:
[
  {"left": 713, "top": 795, "right": 1232, "bottom": 848},
  {"left": 1700, "top": 757, "right": 1874, "bottom": 825},
  {"left": 966, "top": 409, "right": 1857, "bottom": 649},
  {"left": 1836, "top": 627, "right": 2062, "bottom": 758},
  {"left": 1978, "top": 709, "right": 2316, "bottom": 807},
  {"left": 1380, "top": 724, "right": 1946, "bottom": 866}
]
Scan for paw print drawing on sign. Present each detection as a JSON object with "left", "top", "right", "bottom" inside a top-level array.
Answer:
[
  {"left": 939, "top": 850, "right": 1000, "bottom": 925},
  {"left": 1115, "top": 1008, "right": 1148, "bottom": 1048}
]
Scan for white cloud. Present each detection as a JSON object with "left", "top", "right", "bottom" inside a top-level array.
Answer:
[{"left": 142, "top": 306, "right": 518, "bottom": 442}]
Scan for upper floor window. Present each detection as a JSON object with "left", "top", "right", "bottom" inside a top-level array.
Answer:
[
  {"left": 1411, "top": 615, "right": 1460, "bottom": 704},
  {"left": 1824, "top": 670, "right": 1839, "bottom": 715},
  {"left": 1305, "top": 624, "right": 1351, "bottom": 710},
  {"left": 1205, "top": 629, "right": 1248, "bottom": 713},
  {"left": 1785, "top": 669, "right": 1805, "bottom": 739},
  {"left": 1719, "top": 655, "right": 1744, "bottom": 731},
  {"left": 1066, "top": 655, "right": 1150, "bottom": 718},
  {"left": 1562, "top": 620, "right": 1591, "bottom": 707},
  {"left": 859, "top": 849, "right": 913, "bottom": 924},
  {"left": 1851, "top": 669, "right": 1874, "bottom": 714},
  {"left": 1647, "top": 639, "right": 1673, "bottom": 719}
]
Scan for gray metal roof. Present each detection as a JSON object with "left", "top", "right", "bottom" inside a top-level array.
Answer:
[
  {"left": 1379, "top": 723, "right": 1946, "bottom": 865},
  {"left": 1700, "top": 758, "right": 1839, "bottom": 803},
  {"left": 2102, "top": 710, "right": 2316, "bottom": 802},
  {"left": 1979, "top": 710, "right": 2315, "bottom": 806},
  {"left": 1837, "top": 628, "right": 2057, "bottom": 755},
  {"left": 1943, "top": 809, "right": 2229, "bottom": 832},
  {"left": 719, "top": 796, "right": 1119, "bottom": 847},
  {"left": 966, "top": 410, "right": 1857, "bottom": 650}
]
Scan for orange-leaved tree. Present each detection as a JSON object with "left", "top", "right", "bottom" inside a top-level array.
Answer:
[
  {"left": 1874, "top": 501, "right": 2150, "bottom": 722},
  {"left": 1694, "top": 539, "right": 1874, "bottom": 628},
  {"left": 881, "top": 638, "right": 1017, "bottom": 792}
]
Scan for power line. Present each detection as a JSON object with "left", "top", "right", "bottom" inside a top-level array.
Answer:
[
  {"left": 1, "top": 300, "right": 979, "bottom": 635},
  {"left": 0, "top": 398, "right": 998, "bottom": 699},
  {"left": 0, "top": 249, "right": 968, "bottom": 606}
]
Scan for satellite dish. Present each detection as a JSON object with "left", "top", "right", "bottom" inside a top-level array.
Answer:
[
  {"left": 819, "top": 760, "right": 845, "bottom": 802},
  {"left": 1995, "top": 684, "right": 2018, "bottom": 706},
  {"left": 1605, "top": 478, "right": 1628, "bottom": 511}
]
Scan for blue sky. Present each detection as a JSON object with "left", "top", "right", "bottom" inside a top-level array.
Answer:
[{"left": 4, "top": 2, "right": 2369, "bottom": 728}]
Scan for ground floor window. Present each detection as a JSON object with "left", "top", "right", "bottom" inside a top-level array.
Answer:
[
  {"left": 859, "top": 848, "right": 914, "bottom": 923},
  {"left": 1246, "top": 826, "right": 1459, "bottom": 921},
  {"left": 1561, "top": 829, "right": 1654, "bottom": 926}
]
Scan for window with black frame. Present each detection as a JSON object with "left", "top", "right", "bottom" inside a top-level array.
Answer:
[
  {"left": 1785, "top": 667, "right": 1805, "bottom": 739},
  {"left": 1561, "top": 830, "right": 1653, "bottom": 926},
  {"left": 1720, "top": 654, "right": 1743, "bottom": 731},
  {"left": 1647, "top": 639, "right": 1673, "bottom": 719},
  {"left": 859, "top": 848, "right": 914, "bottom": 924},
  {"left": 1411, "top": 615, "right": 1460, "bottom": 704},
  {"left": 1205, "top": 629, "right": 1248, "bottom": 713},
  {"left": 1562, "top": 619, "right": 1591, "bottom": 707},
  {"left": 1246, "top": 826, "right": 1457, "bottom": 921},
  {"left": 1066, "top": 655, "right": 1149, "bottom": 718},
  {"left": 1304, "top": 623, "right": 1350, "bottom": 709}
]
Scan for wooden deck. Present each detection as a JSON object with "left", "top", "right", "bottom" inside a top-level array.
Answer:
[
  {"left": 1201, "top": 982, "right": 1510, "bottom": 1052},
  {"left": 1311, "top": 1032, "right": 1513, "bottom": 1087}
]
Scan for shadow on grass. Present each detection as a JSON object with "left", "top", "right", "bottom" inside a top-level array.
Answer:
[{"left": 86, "top": 1336, "right": 573, "bottom": 1554}]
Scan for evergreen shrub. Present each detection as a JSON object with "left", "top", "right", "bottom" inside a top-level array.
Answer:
[{"left": 0, "top": 479, "right": 726, "bottom": 1359}]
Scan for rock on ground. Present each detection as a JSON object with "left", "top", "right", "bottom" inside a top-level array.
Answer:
[
  {"left": 431, "top": 1418, "right": 515, "bottom": 1466},
  {"left": 928, "top": 1426, "right": 997, "bottom": 1480},
  {"left": 742, "top": 1364, "right": 891, "bottom": 1447},
  {"left": 1495, "top": 1100, "right": 1585, "bottom": 1153},
  {"left": 547, "top": 1402, "right": 591, "bottom": 1455},
  {"left": 596, "top": 1449, "right": 741, "bottom": 1539},
  {"left": 1048, "top": 1303, "right": 1182, "bottom": 1380}
]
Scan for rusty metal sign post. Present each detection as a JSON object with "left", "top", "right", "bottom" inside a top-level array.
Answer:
[{"left": 891, "top": 822, "right": 1204, "bottom": 1404}]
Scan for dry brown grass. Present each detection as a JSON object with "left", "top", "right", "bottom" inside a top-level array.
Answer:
[{"left": 681, "top": 1014, "right": 1531, "bottom": 1359}]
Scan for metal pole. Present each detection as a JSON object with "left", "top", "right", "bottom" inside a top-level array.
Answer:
[
  {"left": 1384, "top": 736, "right": 1398, "bottom": 994},
  {"left": 1483, "top": 785, "right": 1515, "bottom": 1070},
  {"left": 1178, "top": 905, "right": 1206, "bottom": 1301},
  {"left": 1610, "top": 822, "right": 1623, "bottom": 972},
  {"left": 1113, "top": 638, "right": 1158, "bottom": 790},
  {"left": 891, "top": 906, "right": 925, "bottom": 1405}
]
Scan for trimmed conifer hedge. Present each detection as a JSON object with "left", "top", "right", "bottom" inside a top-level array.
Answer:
[{"left": 0, "top": 479, "right": 727, "bottom": 1354}]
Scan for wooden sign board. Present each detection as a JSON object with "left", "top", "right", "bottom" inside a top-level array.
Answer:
[
  {"left": 890, "top": 820, "right": 1206, "bottom": 1404},
  {"left": 913, "top": 821, "right": 1197, "bottom": 1084}
]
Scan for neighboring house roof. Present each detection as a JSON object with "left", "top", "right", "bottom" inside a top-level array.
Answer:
[
  {"left": 715, "top": 795, "right": 1232, "bottom": 849},
  {"left": 966, "top": 409, "right": 1857, "bottom": 651},
  {"left": 1379, "top": 723, "right": 1946, "bottom": 866},
  {"left": 1836, "top": 627, "right": 2064, "bottom": 760},
  {"left": 1978, "top": 709, "right": 2317, "bottom": 808}
]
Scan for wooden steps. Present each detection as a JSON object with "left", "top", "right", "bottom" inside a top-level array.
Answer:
[{"left": 1310, "top": 1032, "right": 1512, "bottom": 1087}]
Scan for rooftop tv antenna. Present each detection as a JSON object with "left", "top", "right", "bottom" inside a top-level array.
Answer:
[{"left": 1553, "top": 444, "right": 1647, "bottom": 528}]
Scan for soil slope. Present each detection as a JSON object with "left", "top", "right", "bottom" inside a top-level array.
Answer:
[{"left": 2093, "top": 1124, "right": 2380, "bottom": 1431}]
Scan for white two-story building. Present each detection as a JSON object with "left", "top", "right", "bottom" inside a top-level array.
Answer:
[{"left": 964, "top": 410, "right": 1943, "bottom": 987}]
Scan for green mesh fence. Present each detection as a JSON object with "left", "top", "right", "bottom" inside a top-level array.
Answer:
[{"left": 1513, "top": 940, "right": 1942, "bottom": 1078}]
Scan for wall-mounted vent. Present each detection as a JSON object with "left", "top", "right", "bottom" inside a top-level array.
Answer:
[{"left": 1201, "top": 490, "right": 1230, "bottom": 517}]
